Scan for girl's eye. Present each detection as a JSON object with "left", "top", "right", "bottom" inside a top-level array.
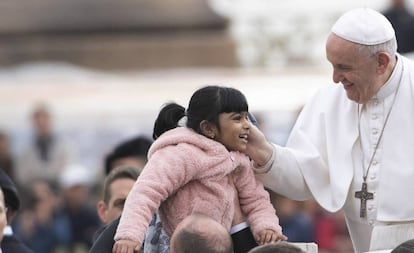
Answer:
[{"left": 233, "top": 115, "right": 242, "bottom": 120}]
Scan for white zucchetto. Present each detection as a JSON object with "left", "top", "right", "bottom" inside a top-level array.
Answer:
[{"left": 331, "top": 7, "right": 395, "bottom": 45}]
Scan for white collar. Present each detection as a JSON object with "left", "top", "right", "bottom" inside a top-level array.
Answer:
[
  {"left": 374, "top": 54, "right": 403, "bottom": 101},
  {"left": 3, "top": 225, "right": 13, "bottom": 236}
]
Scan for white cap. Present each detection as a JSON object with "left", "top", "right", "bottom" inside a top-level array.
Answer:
[
  {"left": 331, "top": 8, "right": 395, "bottom": 45},
  {"left": 60, "top": 164, "right": 94, "bottom": 188}
]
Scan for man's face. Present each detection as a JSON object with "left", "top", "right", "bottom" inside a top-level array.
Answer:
[
  {"left": 98, "top": 177, "right": 135, "bottom": 224},
  {"left": 326, "top": 33, "right": 382, "bottom": 104},
  {"left": 33, "top": 110, "right": 52, "bottom": 138}
]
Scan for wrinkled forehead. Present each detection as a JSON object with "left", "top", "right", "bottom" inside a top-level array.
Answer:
[{"left": 326, "top": 34, "right": 358, "bottom": 61}]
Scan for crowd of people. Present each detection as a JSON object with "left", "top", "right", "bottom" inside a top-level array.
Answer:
[{"left": 1, "top": 4, "right": 414, "bottom": 253}]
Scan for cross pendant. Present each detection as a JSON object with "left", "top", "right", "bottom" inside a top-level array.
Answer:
[{"left": 355, "top": 182, "right": 374, "bottom": 218}]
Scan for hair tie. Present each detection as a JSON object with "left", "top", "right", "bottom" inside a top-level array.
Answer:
[{"left": 178, "top": 116, "right": 187, "bottom": 127}]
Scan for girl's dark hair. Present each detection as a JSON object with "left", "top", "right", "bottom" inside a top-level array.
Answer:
[{"left": 153, "top": 86, "right": 248, "bottom": 140}]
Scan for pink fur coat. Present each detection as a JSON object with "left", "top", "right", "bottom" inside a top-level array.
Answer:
[{"left": 114, "top": 127, "right": 281, "bottom": 245}]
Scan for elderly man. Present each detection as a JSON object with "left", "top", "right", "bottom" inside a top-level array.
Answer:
[{"left": 245, "top": 7, "right": 414, "bottom": 253}]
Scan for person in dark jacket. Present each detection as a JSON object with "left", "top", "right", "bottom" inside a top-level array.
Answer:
[
  {"left": 0, "top": 169, "right": 34, "bottom": 253},
  {"left": 0, "top": 186, "right": 7, "bottom": 249}
]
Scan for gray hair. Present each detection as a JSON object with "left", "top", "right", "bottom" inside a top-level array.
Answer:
[{"left": 357, "top": 37, "right": 398, "bottom": 58}]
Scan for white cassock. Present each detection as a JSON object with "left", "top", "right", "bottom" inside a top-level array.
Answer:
[{"left": 256, "top": 54, "right": 414, "bottom": 253}]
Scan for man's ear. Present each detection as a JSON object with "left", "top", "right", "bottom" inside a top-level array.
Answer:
[
  {"left": 199, "top": 120, "right": 217, "bottom": 139},
  {"left": 376, "top": 52, "right": 391, "bottom": 74},
  {"left": 6, "top": 208, "right": 17, "bottom": 225},
  {"left": 97, "top": 200, "right": 108, "bottom": 224}
]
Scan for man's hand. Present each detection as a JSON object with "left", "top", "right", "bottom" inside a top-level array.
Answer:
[{"left": 245, "top": 123, "right": 273, "bottom": 167}]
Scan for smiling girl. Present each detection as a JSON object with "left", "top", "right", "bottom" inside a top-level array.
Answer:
[{"left": 113, "top": 86, "right": 286, "bottom": 253}]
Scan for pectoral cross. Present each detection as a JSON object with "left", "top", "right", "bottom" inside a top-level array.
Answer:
[{"left": 355, "top": 182, "right": 374, "bottom": 218}]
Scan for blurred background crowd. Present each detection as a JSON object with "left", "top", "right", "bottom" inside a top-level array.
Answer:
[{"left": 1, "top": 0, "right": 414, "bottom": 252}]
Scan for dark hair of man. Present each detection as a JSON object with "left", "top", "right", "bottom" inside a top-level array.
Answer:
[
  {"left": 391, "top": 239, "right": 414, "bottom": 253},
  {"left": 248, "top": 242, "right": 305, "bottom": 253},
  {"left": 32, "top": 103, "right": 50, "bottom": 117},
  {"left": 102, "top": 166, "right": 140, "bottom": 204},
  {"left": 153, "top": 85, "right": 249, "bottom": 140},
  {"left": 0, "top": 169, "right": 20, "bottom": 212},
  {"left": 172, "top": 226, "right": 233, "bottom": 253},
  {"left": 104, "top": 136, "right": 152, "bottom": 175}
]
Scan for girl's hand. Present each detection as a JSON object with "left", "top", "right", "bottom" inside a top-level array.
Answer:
[
  {"left": 255, "top": 229, "right": 288, "bottom": 245},
  {"left": 112, "top": 239, "right": 140, "bottom": 253}
]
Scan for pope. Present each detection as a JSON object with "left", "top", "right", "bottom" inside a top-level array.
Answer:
[{"left": 245, "top": 7, "right": 414, "bottom": 253}]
